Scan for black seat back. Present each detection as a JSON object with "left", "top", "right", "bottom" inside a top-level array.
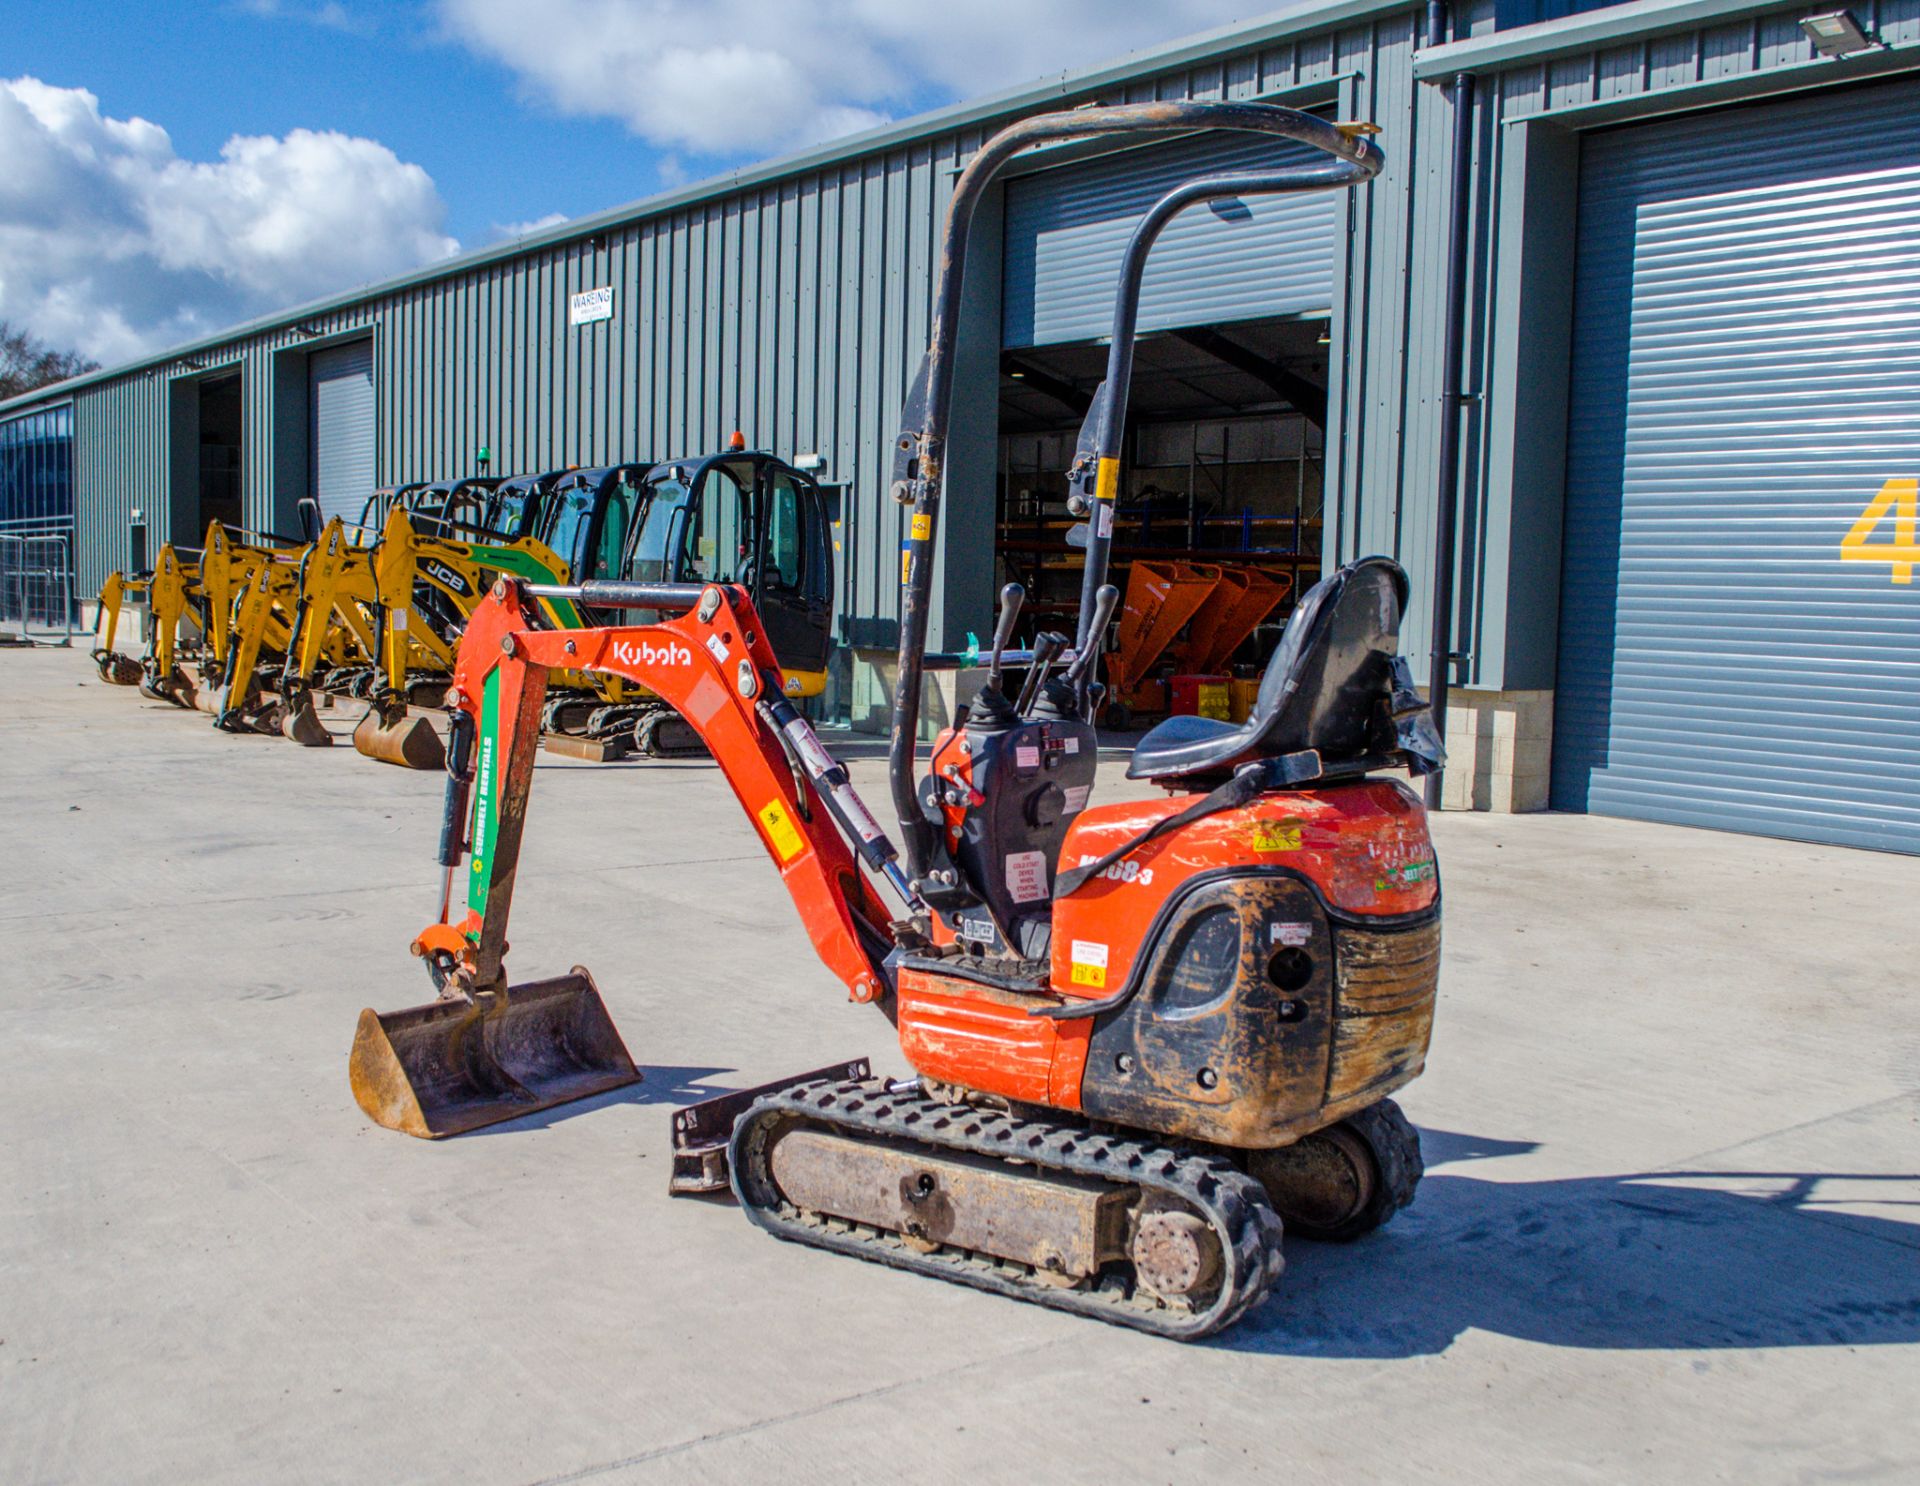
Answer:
[
  {"left": 1126, "top": 556, "right": 1437, "bottom": 783},
  {"left": 1245, "top": 555, "right": 1407, "bottom": 760}
]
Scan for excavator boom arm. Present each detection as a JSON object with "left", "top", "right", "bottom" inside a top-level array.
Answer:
[{"left": 423, "top": 577, "right": 895, "bottom": 1006}]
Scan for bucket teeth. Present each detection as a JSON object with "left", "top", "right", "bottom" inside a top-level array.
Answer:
[
  {"left": 349, "top": 970, "right": 640, "bottom": 1138},
  {"left": 353, "top": 706, "right": 445, "bottom": 769}
]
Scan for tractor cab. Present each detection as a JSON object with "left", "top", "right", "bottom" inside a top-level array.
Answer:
[{"left": 622, "top": 450, "right": 835, "bottom": 694}]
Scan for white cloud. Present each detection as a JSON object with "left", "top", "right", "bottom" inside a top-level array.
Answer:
[
  {"left": 0, "top": 76, "right": 458, "bottom": 363},
  {"left": 438, "top": 0, "right": 1264, "bottom": 157},
  {"left": 233, "top": 0, "right": 368, "bottom": 33}
]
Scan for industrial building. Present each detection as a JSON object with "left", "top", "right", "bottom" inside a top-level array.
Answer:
[{"left": 2, "top": 0, "right": 1916, "bottom": 850}]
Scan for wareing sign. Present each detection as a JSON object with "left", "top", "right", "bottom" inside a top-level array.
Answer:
[
  {"left": 1841, "top": 478, "right": 1920, "bottom": 584},
  {"left": 569, "top": 286, "right": 614, "bottom": 327}
]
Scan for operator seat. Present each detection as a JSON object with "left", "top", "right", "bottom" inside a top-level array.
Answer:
[{"left": 1126, "top": 555, "right": 1442, "bottom": 782}]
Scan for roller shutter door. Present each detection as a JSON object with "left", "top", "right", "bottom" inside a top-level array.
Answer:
[
  {"left": 1002, "top": 131, "right": 1338, "bottom": 348},
  {"left": 1553, "top": 79, "right": 1920, "bottom": 852},
  {"left": 309, "top": 340, "right": 375, "bottom": 526}
]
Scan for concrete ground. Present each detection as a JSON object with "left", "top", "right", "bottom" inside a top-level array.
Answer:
[{"left": 2, "top": 645, "right": 1917, "bottom": 1486}]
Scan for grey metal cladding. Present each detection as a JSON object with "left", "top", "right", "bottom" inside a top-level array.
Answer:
[
  {"left": 1001, "top": 130, "right": 1339, "bottom": 348},
  {"left": 309, "top": 340, "right": 376, "bottom": 526},
  {"left": 1552, "top": 76, "right": 1920, "bottom": 852}
]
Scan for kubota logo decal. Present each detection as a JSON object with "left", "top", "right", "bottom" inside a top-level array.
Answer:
[{"left": 610, "top": 638, "right": 693, "bottom": 668}]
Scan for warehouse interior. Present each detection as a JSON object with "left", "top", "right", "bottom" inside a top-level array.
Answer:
[
  {"left": 995, "top": 314, "right": 1327, "bottom": 660},
  {"left": 190, "top": 371, "right": 244, "bottom": 538}
]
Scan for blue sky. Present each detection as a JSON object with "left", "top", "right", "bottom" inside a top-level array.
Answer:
[
  {"left": 7, "top": 2, "right": 722, "bottom": 240},
  {"left": 2, "top": 1, "right": 1269, "bottom": 363}
]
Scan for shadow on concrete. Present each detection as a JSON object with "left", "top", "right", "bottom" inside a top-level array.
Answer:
[
  {"left": 462, "top": 1064, "right": 736, "bottom": 1135},
  {"left": 1226, "top": 1127, "right": 1920, "bottom": 1358}
]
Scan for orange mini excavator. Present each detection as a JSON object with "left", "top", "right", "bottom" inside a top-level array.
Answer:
[{"left": 351, "top": 100, "right": 1445, "bottom": 1340}]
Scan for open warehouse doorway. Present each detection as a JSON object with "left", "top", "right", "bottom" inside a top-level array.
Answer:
[{"left": 997, "top": 125, "right": 1336, "bottom": 725}]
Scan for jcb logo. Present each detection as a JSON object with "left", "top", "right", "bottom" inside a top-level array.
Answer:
[
  {"left": 611, "top": 638, "right": 693, "bottom": 668},
  {"left": 425, "top": 560, "right": 471, "bottom": 596}
]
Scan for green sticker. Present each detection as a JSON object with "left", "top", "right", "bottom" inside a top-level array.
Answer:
[{"left": 466, "top": 667, "right": 501, "bottom": 929}]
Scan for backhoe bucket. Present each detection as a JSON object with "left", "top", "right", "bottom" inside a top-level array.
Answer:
[
  {"left": 349, "top": 969, "right": 640, "bottom": 1138},
  {"left": 352, "top": 705, "right": 445, "bottom": 770},
  {"left": 281, "top": 692, "right": 334, "bottom": 747}
]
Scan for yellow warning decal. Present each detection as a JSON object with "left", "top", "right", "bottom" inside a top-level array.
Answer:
[
  {"left": 911, "top": 513, "right": 933, "bottom": 540},
  {"left": 1094, "top": 456, "right": 1120, "bottom": 503},
  {"left": 1069, "top": 938, "right": 1108, "bottom": 988},
  {"left": 1247, "top": 818, "right": 1303, "bottom": 853},
  {"left": 900, "top": 549, "right": 913, "bottom": 584},
  {"left": 758, "top": 799, "right": 807, "bottom": 863}
]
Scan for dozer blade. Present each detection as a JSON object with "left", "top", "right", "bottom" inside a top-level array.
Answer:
[
  {"left": 349, "top": 969, "right": 640, "bottom": 1138},
  {"left": 352, "top": 706, "right": 446, "bottom": 769},
  {"left": 281, "top": 694, "right": 334, "bottom": 747}
]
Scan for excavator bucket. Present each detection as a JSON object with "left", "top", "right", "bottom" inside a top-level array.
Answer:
[
  {"left": 352, "top": 704, "right": 446, "bottom": 769},
  {"left": 349, "top": 969, "right": 640, "bottom": 1138},
  {"left": 281, "top": 691, "right": 334, "bottom": 747}
]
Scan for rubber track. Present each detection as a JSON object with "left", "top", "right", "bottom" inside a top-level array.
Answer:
[{"left": 729, "top": 1078, "right": 1286, "bottom": 1341}]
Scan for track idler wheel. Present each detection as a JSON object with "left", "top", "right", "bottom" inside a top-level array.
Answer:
[
  {"left": 1247, "top": 1097, "right": 1423, "bottom": 1242},
  {"left": 352, "top": 697, "right": 445, "bottom": 769}
]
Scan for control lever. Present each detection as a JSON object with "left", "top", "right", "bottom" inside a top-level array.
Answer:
[
  {"left": 1063, "top": 584, "right": 1118, "bottom": 691},
  {"left": 1015, "top": 631, "right": 1065, "bottom": 715},
  {"left": 986, "top": 582, "right": 1024, "bottom": 694}
]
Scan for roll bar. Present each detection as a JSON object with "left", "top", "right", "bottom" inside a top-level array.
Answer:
[
  {"left": 1067, "top": 161, "right": 1374, "bottom": 712},
  {"left": 885, "top": 99, "right": 1383, "bottom": 882}
]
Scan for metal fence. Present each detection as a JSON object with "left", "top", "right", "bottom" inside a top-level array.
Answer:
[{"left": 0, "top": 518, "right": 77, "bottom": 645}]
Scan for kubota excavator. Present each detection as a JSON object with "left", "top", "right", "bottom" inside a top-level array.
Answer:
[{"left": 350, "top": 99, "right": 1443, "bottom": 1340}]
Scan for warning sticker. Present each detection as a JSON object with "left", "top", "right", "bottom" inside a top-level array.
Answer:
[
  {"left": 1096, "top": 504, "right": 1114, "bottom": 539},
  {"left": 1270, "top": 921, "right": 1312, "bottom": 947},
  {"left": 757, "top": 799, "right": 807, "bottom": 863},
  {"left": 911, "top": 513, "right": 933, "bottom": 540},
  {"left": 1070, "top": 938, "right": 1108, "bottom": 988},
  {"left": 1005, "top": 849, "right": 1048, "bottom": 903},
  {"left": 1247, "top": 817, "right": 1304, "bottom": 853},
  {"left": 390, "top": 607, "right": 409, "bottom": 631},
  {"left": 1015, "top": 744, "right": 1040, "bottom": 770},
  {"left": 705, "top": 633, "right": 730, "bottom": 664},
  {"left": 1062, "top": 784, "right": 1091, "bottom": 813},
  {"left": 1064, "top": 737, "right": 1080, "bottom": 754}
]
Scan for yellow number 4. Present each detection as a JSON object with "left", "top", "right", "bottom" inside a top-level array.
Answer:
[{"left": 1841, "top": 478, "right": 1920, "bottom": 584}]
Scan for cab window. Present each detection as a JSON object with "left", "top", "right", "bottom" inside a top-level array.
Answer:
[
  {"left": 591, "top": 480, "right": 635, "bottom": 581},
  {"left": 624, "top": 476, "right": 691, "bottom": 583},
  {"left": 764, "top": 469, "right": 807, "bottom": 590},
  {"left": 690, "top": 465, "right": 751, "bottom": 583},
  {"left": 543, "top": 485, "right": 596, "bottom": 577}
]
